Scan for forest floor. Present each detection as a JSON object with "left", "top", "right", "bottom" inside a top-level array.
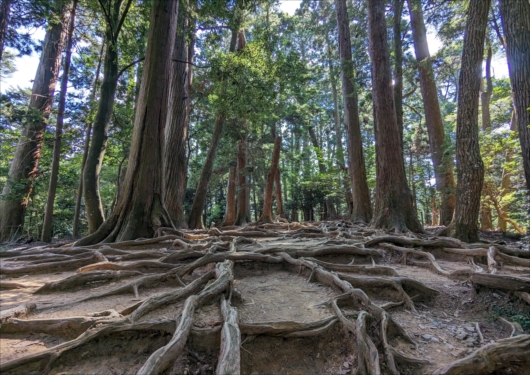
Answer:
[{"left": 0, "top": 221, "right": 529, "bottom": 375}]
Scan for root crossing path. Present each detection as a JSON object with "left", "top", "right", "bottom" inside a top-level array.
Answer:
[{"left": 1, "top": 221, "right": 529, "bottom": 374}]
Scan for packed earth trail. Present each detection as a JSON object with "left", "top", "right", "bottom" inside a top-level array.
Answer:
[{"left": 0, "top": 220, "right": 529, "bottom": 375}]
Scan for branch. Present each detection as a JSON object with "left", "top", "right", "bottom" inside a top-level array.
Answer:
[
  {"left": 96, "top": 0, "right": 115, "bottom": 41},
  {"left": 173, "top": 59, "right": 210, "bottom": 69},
  {"left": 117, "top": 57, "right": 145, "bottom": 79},
  {"left": 197, "top": 25, "right": 231, "bottom": 31},
  {"left": 403, "top": 85, "right": 417, "bottom": 99},
  {"left": 115, "top": 0, "right": 134, "bottom": 38}
]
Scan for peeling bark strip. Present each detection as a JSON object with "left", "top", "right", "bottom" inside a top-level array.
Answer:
[
  {"left": 367, "top": 0, "right": 422, "bottom": 232},
  {"left": 448, "top": 0, "right": 490, "bottom": 242},
  {"left": 408, "top": 0, "right": 456, "bottom": 225},
  {"left": 75, "top": 0, "right": 179, "bottom": 245},
  {"left": 0, "top": 0, "right": 68, "bottom": 242},
  {"left": 334, "top": 0, "right": 372, "bottom": 223}
]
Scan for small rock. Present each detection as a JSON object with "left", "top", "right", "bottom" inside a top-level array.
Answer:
[
  {"left": 431, "top": 337, "right": 440, "bottom": 343},
  {"left": 456, "top": 333, "right": 468, "bottom": 340},
  {"left": 410, "top": 344, "right": 416, "bottom": 350},
  {"left": 438, "top": 324, "right": 447, "bottom": 329},
  {"left": 422, "top": 334, "right": 432, "bottom": 341},
  {"left": 445, "top": 343, "right": 455, "bottom": 350},
  {"left": 464, "top": 326, "right": 475, "bottom": 333}
]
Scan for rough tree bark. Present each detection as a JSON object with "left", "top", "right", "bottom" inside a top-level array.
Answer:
[
  {"left": 258, "top": 136, "right": 282, "bottom": 223},
  {"left": 275, "top": 168, "right": 284, "bottom": 218},
  {"left": 446, "top": 0, "right": 490, "bottom": 242},
  {"left": 164, "top": 2, "right": 190, "bottom": 228},
  {"left": 0, "top": 1, "right": 68, "bottom": 242},
  {"left": 41, "top": 0, "right": 78, "bottom": 243},
  {"left": 188, "top": 29, "right": 241, "bottom": 229},
  {"left": 75, "top": 0, "right": 179, "bottom": 245},
  {"left": 499, "top": 0, "right": 530, "bottom": 232},
  {"left": 0, "top": 0, "right": 10, "bottom": 61},
  {"left": 367, "top": 0, "right": 423, "bottom": 232},
  {"left": 83, "top": 0, "right": 133, "bottom": 234},
  {"left": 222, "top": 165, "right": 237, "bottom": 226},
  {"left": 335, "top": 0, "right": 372, "bottom": 223},
  {"left": 73, "top": 40, "right": 105, "bottom": 238},
  {"left": 408, "top": 0, "right": 456, "bottom": 226},
  {"left": 393, "top": 0, "right": 404, "bottom": 145}
]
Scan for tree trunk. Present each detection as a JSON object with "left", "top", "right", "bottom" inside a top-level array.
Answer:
[
  {"left": 75, "top": 0, "right": 178, "bottom": 245},
  {"left": 393, "top": 0, "right": 404, "bottom": 145},
  {"left": 499, "top": 0, "right": 530, "bottom": 233},
  {"left": 41, "top": 0, "right": 78, "bottom": 242},
  {"left": 221, "top": 166, "right": 237, "bottom": 226},
  {"left": 188, "top": 29, "right": 240, "bottom": 229},
  {"left": 408, "top": 0, "right": 456, "bottom": 226},
  {"left": 83, "top": 0, "right": 133, "bottom": 234},
  {"left": 73, "top": 40, "right": 105, "bottom": 238},
  {"left": 274, "top": 168, "right": 284, "bottom": 218},
  {"left": 367, "top": 0, "right": 423, "bottom": 232},
  {"left": 0, "top": 0, "right": 10, "bottom": 61},
  {"left": 448, "top": 0, "right": 490, "bottom": 242},
  {"left": 259, "top": 136, "right": 282, "bottom": 223},
  {"left": 335, "top": 0, "right": 372, "bottom": 223},
  {"left": 234, "top": 140, "right": 250, "bottom": 226},
  {"left": 164, "top": 3, "right": 190, "bottom": 228},
  {"left": 0, "top": 1, "right": 68, "bottom": 242}
]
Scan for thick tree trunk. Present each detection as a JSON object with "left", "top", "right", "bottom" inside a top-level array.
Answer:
[
  {"left": 73, "top": 40, "right": 105, "bottom": 238},
  {"left": 75, "top": 0, "right": 178, "bottom": 245},
  {"left": 408, "top": 0, "right": 456, "bottom": 226},
  {"left": 222, "top": 166, "right": 237, "bottom": 226},
  {"left": 234, "top": 140, "right": 250, "bottom": 226},
  {"left": 259, "top": 136, "right": 282, "bottom": 223},
  {"left": 499, "top": 0, "right": 530, "bottom": 233},
  {"left": 41, "top": 0, "right": 78, "bottom": 242},
  {"left": 0, "top": 0, "right": 10, "bottom": 61},
  {"left": 393, "top": 0, "right": 404, "bottom": 145},
  {"left": 448, "top": 0, "right": 490, "bottom": 242},
  {"left": 367, "top": 0, "right": 423, "bottom": 233},
  {"left": 335, "top": 0, "right": 372, "bottom": 223},
  {"left": 164, "top": 4, "right": 190, "bottom": 228},
  {"left": 0, "top": 1, "right": 68, "bottom": 242}
]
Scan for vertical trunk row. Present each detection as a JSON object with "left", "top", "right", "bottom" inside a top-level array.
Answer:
[
  {"left": 41, "top": 0, "right": 78, "bottom": 242},
  {"left": 334, "top": 0, "right": 372, "bottom": 223},
  {"left": 76, "top": 0, "right": 179, "bottom": 245},
  {"left": 408, "top": 0, "right": 456, "bottom": 226},
  {"left": 164, "top": 2, "right": 191, "bottom": 228},
  {"left": 259, "top": 136, "right": 282, "bottom": 223},
  {"left": 393, "top": 0, "right": 404, "bottom": 145},
  {"left": 499, "top": 0, "right": 530, "bottom": 234},
  {"left": 234, "top": 140, "right": 250, "bottom": 226},
  {"left": 0, "top": 0, "right": 68, "bottom": 241},
  {"left": 274, "top": 168, "right": 284, "bottom": 218},
  {"left": 449, "top": 0, "right": 490, "bottom": 242},
  {"left": 367, "top": 0, "right": 423, "bottom": 232},
  {"left": 221, "top": 165, "right": 237, "bottom": 226}
]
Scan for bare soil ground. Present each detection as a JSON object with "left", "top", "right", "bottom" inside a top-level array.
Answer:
[{"left": 0, "top": 221, "right": 529, "bottom": 375}]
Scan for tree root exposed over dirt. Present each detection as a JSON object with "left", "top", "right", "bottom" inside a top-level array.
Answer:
[{"left": 0, "top": 220, "right": 529, "bottom": 374}]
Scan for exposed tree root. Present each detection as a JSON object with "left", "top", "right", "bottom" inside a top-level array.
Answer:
[
  {"left": 354, "top": 311, "right": 380, "bottom": 375},
  {"left": 34, "top": 270, "right": 143, "bottom": 293},
  {"left": 216, "top": 298, "right": 240, "bottom": 375},
  {"left": 470, "top": 273, "right": 530, "bottom": 292},
  {"left": 0, "top": 303, "right": 36, "bottom": 323},
  {"left": 0, "top": 316, "right": 98, "bottom": 336},
  {"left": 432, "top": 335, "right": 530, "bottom": 375},
  {"left": 306, "top": 257, "right": 398, "bottom": 276}
]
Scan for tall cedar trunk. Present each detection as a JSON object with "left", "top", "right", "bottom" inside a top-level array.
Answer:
[
  {"left": 187, "top": 30, "right": 239, "bottom": 229},
  {"left": 367, "top": 0, "right": 422, "bottom": 232},
  {"left": 41, "top": 0, "right": 78, "bottom": 242},
  {"left": 393, "top": 0, "right": 404, "bottom": 145},
  {"left": 327, "top": 40, "right": 352, "bottom": 215},
  {"left": 499, "top": 0, "right": 530, "bottom": 234},
  {"left": 498, "top": 112, "right": 517, "bottom": 231},
  {"left": 308, "top": 125, "right": 335, "bottom": 219},
  {"left": 480, "top": 44, "right": 494, "bottom": 230},
  {"left": 408, "top": 0, "right": 456, "bottom": 226},
  {"left": 448, "top": 0, "right": 490, "bottom": 242},
  {"left": 164, "top": 3, "right": 190, "bottom": 228},
  {"left": 0, "top": 0, "right": 10, "bottom": 61},
  {"left": 335, "top": 0, "right": 372, "bottom": 223},
  {"left": 83, "top": 0, "right": 133, "bottom": 234},
  {"left": 75, "top": 0, "right": 178, "bottom": 245},
  {"left": 259, "top": 136, "right": 282, "bottom": 223},
  {"left": 73, "top": 40, "right": 105, "bottom": 238},
  {"left": 234, "top": 140, "right": 250, "bottom": 226},
  {"left": 0, "top": 2, "right": 67, "bottom": 241},
  {"left": 274, "top": 168, "right": 284, "bottom": 218},
  {"left": 221, "top": 166, "right": 237, "bottom": 226}
]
